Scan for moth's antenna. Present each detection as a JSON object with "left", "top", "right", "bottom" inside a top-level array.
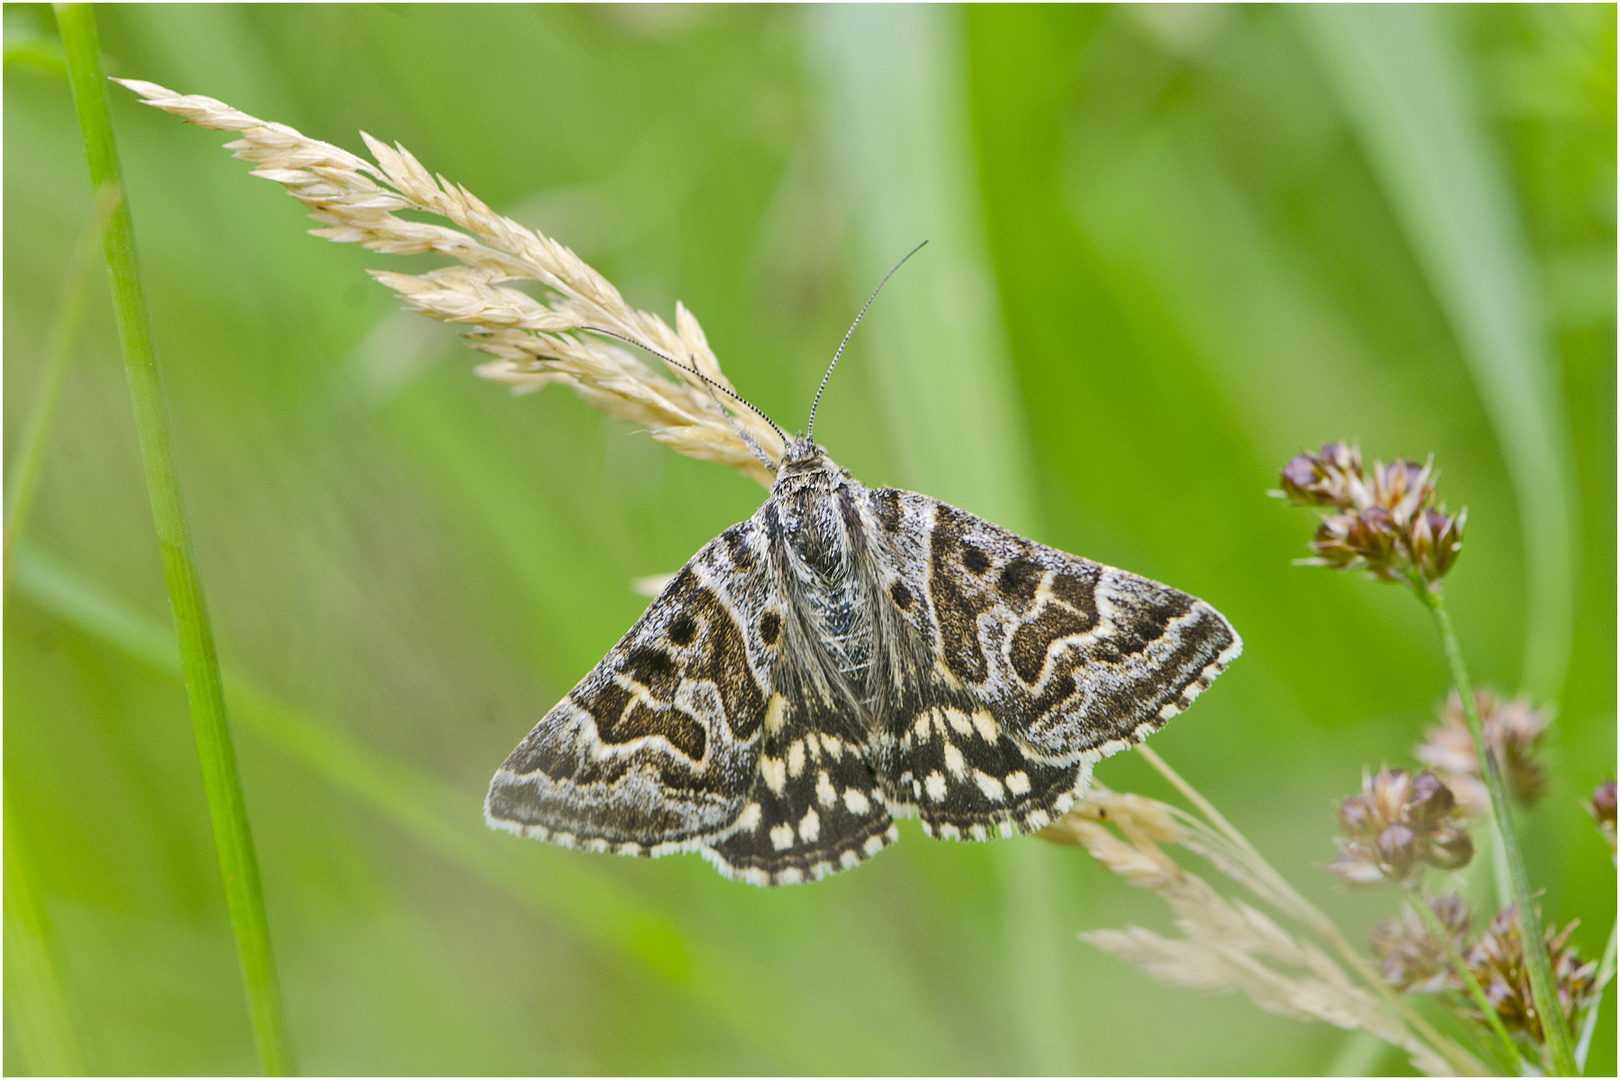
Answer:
[
  {"left": 806, "top": 240, "right": 927, "bottom": 442},
  {"left": 576, "top": 325, "right": 788, "bottom": 466}
]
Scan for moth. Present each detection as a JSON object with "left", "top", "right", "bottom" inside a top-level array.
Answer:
[{"left": 486, "top": 251, "right": 1241, "bottom": 886}]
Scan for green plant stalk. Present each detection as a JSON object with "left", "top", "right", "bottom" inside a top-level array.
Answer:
[
  {"left": 1418, "top": 584, "right": 1576, "bottom": 1075},
  {"left": 55, "top": 6, "right": 293, "bottom": 1074},
  {"left": 3, "top": 182, "right": 121, "bottom": 590},
  {"left": 1411, "top": 887, "right": 1523, "bottom": 1072},
  {"left": 1575, "top": 918, "right": 1615, "bottom": 1072},
  {"left": 1136, "top": 744, "right": 1487, "bottom": 1076}
]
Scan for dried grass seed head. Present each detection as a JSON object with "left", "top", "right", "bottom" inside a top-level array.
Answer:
[{"left": 114, "top": 78, "right": 786, "bottom": 489}]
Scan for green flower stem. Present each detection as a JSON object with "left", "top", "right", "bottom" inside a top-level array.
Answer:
[
  {"left": 3, "top": 182, "right": 121, "bottom": 591},
  {"left": 1575, "top": 918, "right": 1615, "bottom": 1072},
  {"left": 1418, "top": 583, "right": 1575, "bottom": 1075},
  {"left": 55, "top": 6, "right": 293, "bottom": 1074},
  {"left": 1410, "top": 889, "right": 1522, "bottom": 1072},
  {"left": 1137, "top": 744, "right": 1486, "bottom": 1076}
]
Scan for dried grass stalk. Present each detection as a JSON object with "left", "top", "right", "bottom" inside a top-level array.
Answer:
[
  {"left": 1049, "top": 789, "right": 1454, "bottom": 1076},
  {"left": 114, "top": 79, "right": 783, "bottom": 487}
]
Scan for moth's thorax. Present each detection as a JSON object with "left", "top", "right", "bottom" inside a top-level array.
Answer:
[
  {"left": 767, "top": 440, "right": 866, "bottom": 571},
  {"left": 766, "top": 439, "right": 880, "bottom": 702}
]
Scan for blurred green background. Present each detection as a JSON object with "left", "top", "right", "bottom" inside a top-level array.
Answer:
[{"left": 5, "top": 4, "right": 1614, "bottom": 1074}]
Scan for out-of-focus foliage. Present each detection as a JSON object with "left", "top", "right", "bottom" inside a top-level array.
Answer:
[{"left": 4, "top": 5, "right": 1612, "bottom": 1074}]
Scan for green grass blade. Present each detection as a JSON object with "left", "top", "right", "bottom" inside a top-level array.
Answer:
[
  {"left": 1298, "top": 4, "right": 1579, "bottom": 705},
  {"left": 4, "top": 182, "right": 120, "bottom": 589},
  {"left": 803, "top": 8, "right": 1072, "bottom": 1074},
  {"left": 9, "top": 542, "right": 817, "bottom": 1072},
  {"left": 53, "top": 5, "right": 292, "bottom": 1074}
]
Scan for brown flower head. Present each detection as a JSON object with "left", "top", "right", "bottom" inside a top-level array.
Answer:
[
  {"left": 1371, "top": 893, "right": 1473, "bottom": 993},
  {"left": 1408, "top": 507, "right": 1467, "bottom": 582},
  {"left": 1331, "top": 769, "right": 1474, "bottom": 888},
  {"left": 1591, "top": 780, "right": 1616, "bottom": 855},
  {"left": 1275, "top": 441, "right": 1465, "bottom": 588},
  {"left": 1279, "top": 441, "right": 1362, "bottom": 507},
  {"left": 1416, "top": 689, "right": 1552, "bottom": 817},
  {"left": 1463, "top": 907, "right": 1600, "bottom": 1047}
]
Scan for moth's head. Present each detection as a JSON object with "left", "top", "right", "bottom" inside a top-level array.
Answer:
[{"left": 776, "top": 436, "right": 831, "bottom": 479}]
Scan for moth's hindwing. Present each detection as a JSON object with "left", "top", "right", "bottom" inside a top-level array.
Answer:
[
  {"left": 485, "top": 522, "right": 775, "bottom": 856},
  {"left": 700, "top": 692, "right": 897, "bottom": 886},
  {"left": 866, "top": 488, "right": 1242, "bottom": 839}
]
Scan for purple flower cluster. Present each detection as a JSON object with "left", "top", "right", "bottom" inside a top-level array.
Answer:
[
  {"left": 1331, "top": 768, "right": 1473, "bottom": 888},
  {"left": 1277, "top": 442, "right": 1465, "bottom": 588}
]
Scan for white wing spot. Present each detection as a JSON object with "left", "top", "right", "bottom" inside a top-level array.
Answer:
[
  {"left": 925, "top": 771, "right": 948, "bottom": 802},
  {"left": 945, "top": 708, "right": 974, "bottom": 737},
  {"left": 816, "top": 771, "right": 837, "bottom": 808},
  {"left": 762, "top": 757, "right": 786, "bottom": 796},
  {"left": 843, "top": 788, "right": 871, "bottom": 815},
  {"left": 971, "top": 711, "right": 999, "bottom": 742},
  {"left": 799, "top": 807, "right": 820, "bottom": 843},
  {"left": 735, "top": 802, "right": 762, "bottom": 832},
  {"left": 937, "top": 823, "right": 961, "bottom": 840},
  {"left": 975, "top": 771, "right": 1005, "bottom": 802},
  {"left": 943, "top": 742, "right": 966, "bottom": 777},
  {"left": 777, "top": 867, "right": 803, "bottom": 885},
  {"left": 840, "top": 850, "right": 860, "bottom": 869},
  {"left": 770, "top": 823, "right": 795, "bottom": 851},
  {"left": 764, "top": 693, "right": 787, "bottom": 735},
  {"left": 863, "top": 834, "right": 885, "bottom": 856},
  {"left": 787, "top": 740, "right": 807, "bottom": 778},
  {"left": 1006, "top": 770, "right": 1031, "bottom": 796},
  {"left": 913, "top": 712, "right": 932, "bottom": 740},
  {"left": 969, "top": 823, "right": 988, "bottom": 841}
]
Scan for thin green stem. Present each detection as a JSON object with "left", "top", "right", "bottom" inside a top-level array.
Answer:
[
  {"left": 1136, "top": 744, "right": 1487, "bottom": 1076},
  {"left": 1418, "top": 584, "right": 1576, "bottom": 1075},
  {"left": 1575, "top": 917, "right": 1616, "bottom": 1072},
  {"left": 55, "top": 6, "right": 293, "bottom": 1074},
  {"left": 3, "top": 182, "right": 121, "bottom": 592},
  {"left": 1411, "top": 888, "right": 1523, "bottom": 1072}
]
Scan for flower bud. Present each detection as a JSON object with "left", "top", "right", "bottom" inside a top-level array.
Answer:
[
  {"left": 1416, "top": 689, "right": 1550, "bottom": 817},
  {"left": 1376, "top": 824, "right": 1423, "bottom": 878},
  {"left": 1426, "top": 827, "right": 1474, "bottom": 871},
  {"left": 1337, "top": 793, "right": 1379, "bottom": 839},
  {"left": 1407, "top": 771, "right": 1456, "bottom": 827},
  {"left": 1277, "top": 442, "right": 1362, "bottom": 507},
  {"left": 1592, "top": 780, "right": 1616, "bottom": 854},
  {"left": 1330, "top": 768, "right": 1472, "bottom": 887}
]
